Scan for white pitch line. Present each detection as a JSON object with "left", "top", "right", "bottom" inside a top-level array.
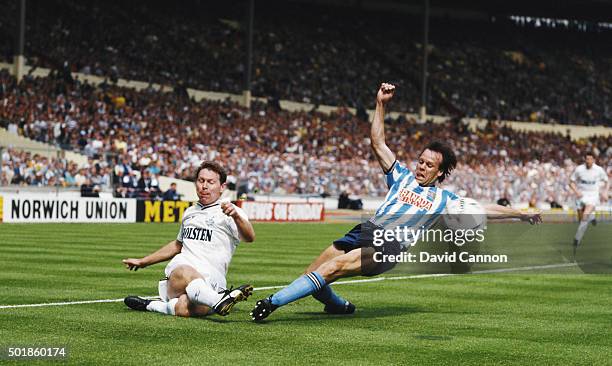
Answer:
[
  {"left": 384, "top": 262, "right": 580, "bottom": 281},
  {"left": 0, "top": 262, "right": 579, "bottom": 310},
  {"left": 469, "top": 262, "right": 578, "bottom": 274},
  {"left": 0, "top": 298, "right": 138, "bottom": 309}
]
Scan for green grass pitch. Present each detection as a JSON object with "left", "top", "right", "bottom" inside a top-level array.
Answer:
[{"left": 0, "top": 222, "right": 611, "bottom": 365}]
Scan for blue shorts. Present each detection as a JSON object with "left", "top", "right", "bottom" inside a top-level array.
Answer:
[
  {"left": 333, "top": 221, "right": 402, "bottom": 277},
  {"left": 333, "top": 223, "right": 365, "bottom": 253}
]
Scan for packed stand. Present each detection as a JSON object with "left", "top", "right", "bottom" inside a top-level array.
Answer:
[
  {"left": 0, "top": 0, "right": 611, "bottom": 125},
  {"left": 0, "top": 146, "right": 164, "bottom": 199},
  {"left": 1, "top": 71, "right": 609, "bottom": 204},
  {"left": 0, "top": 147, "right": 110, "bottom": 192}
]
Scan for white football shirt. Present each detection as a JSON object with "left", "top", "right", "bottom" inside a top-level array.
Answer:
[
  {"left": 176, "top": 201, "right": 247, "bottom": 278},
  {"left": 571, "top": 163, "right": 608, "bottom": 193}
]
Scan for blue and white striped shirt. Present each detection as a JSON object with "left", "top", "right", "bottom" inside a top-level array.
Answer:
[{"left": 370, "top": 161, "right": 459, "bottom": 244}]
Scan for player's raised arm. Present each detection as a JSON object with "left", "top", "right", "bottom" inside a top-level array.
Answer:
[
  {"left": 122, "top": 239, "right": 183, "bottom": 271},
  {"left": 371, "top": 83, "right": 397, "bottom": 173},
  {"left": 483, "top": 204, "right": 542, "bottom": 225}
]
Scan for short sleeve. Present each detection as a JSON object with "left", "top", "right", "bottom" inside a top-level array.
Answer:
[
  {"left": 176, "top": 221, "right": 184, "bottom": 242},
  {"left": 446, "top": 190, "right": 459, "bottom": 201},
  {"left": 570, "top": 168, "right": 578, "bottom": 182},
  {"left": 228, "top": 218, "right": 239, "bottom": 244},
  {"left": 441, "top": 190, "right": 460, "bottom": 214},
  {"left": 601, "top": 168, "right": 609, "bottom": 182},
  {"left": 385, "top": 161, "right": 414, "bottom": 188},
  {"left": 228, "top": 206, "right": 249, "bottom": 244}
]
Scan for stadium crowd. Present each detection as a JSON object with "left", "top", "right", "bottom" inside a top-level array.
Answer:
[
  {"left": 1, "top": 71, "right": 609, "bottom": 204},
  {"left": 0, "top": 147, "right": 110, "bottom": 189},
  {"left": 0, "top": 0, "right": 611, "bottom": 126},
  {"left": 0, "top": 146, "right": 165, "bottom": 199}
]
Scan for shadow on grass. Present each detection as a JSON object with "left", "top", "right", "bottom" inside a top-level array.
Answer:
[
  {"left": 119, "top": 300, "right": 430, "bottom": 324},
  {"left": 121, "top": 308, "right": 236, "bottom": 323},
  {"left": 253, "top": 304, "right": 428, "bottom": 324}
]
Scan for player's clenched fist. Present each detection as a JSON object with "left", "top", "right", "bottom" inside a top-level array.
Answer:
[
  {"left": 123, "top": 258, "right": 146, "bottom": 271},
  {"left": 221, "top": 201, "right": 238, "bottom": 218},
  {"left": 377, "top": 82, "right": 395, "bottom": 105}
]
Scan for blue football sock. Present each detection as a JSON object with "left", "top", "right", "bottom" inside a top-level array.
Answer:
[
  {"left": 312, "top": 285, "right": 347, "bottom": 308},
  {"left": 271, "top": 272, "right": 326, "bottom": 307}
]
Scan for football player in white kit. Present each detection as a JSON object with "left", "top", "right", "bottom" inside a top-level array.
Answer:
[
  {"left": 569, "top": 152, "right": 609, "bottom": 255},
  {"left": 122, "top": 161, "right": 256, "bottom": 317}
]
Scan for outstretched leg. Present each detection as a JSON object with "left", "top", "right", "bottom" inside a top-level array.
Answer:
[
  {"left": 251, "top": 249, "right": 362, "bottom": 321},
  {"left": 304, "top": 245, "right": 354, "bottom": 313},
  {"left": 304, "top": 245, "right": 345, "bottom": 273},
  {"left": 574, "top": 205, "right": 595, "bottom": 246},
  {"left": 573, "top": 204, "right": 595, "bottom": 261},
  {"left": 125, "top": 265, "right": 251, "bottom": 317}
]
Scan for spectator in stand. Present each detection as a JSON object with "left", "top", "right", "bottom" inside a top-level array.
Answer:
[
  {"left": 80, "top": 177, "right": 100, "bottom": 198},
  {"left": 0, "top": 148, "right": 106, "bottom": 188},
  {"left": 74, "top": 167, "right": 88, "bottom": 187},
  {"left": 162, "top": 182, "right": 181, "bottom": 201},
  {"left": 121, "top": 170, "right": 139, "bottom": 198},
  {"left": 496, "top": 197, "right": 511, "bottom": 207},
  {"left": 137, "top": 169, "right": 161, "bottom": 199}
]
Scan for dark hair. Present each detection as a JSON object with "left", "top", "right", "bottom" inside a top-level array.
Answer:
[
  {"left": 421, "top": 141, "right": 457, "bottom": 183},
  {"left": 194, "top": 161, "right": 227, "bottom": 184},
  {"left": 585, "top": 151, "right": 595, "bottom": 158}
]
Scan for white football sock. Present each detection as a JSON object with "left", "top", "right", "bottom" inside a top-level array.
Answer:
[
  {"left": 588, "top": 213, "right": 596, "bottom": 223},
  {"left": 146, "top": 298, "right": 178, "bottom": 316},
  {"left": 185, "top": 278, "right": 223, "bottom": 307},
  {"left": 574, "top": 220, "right": 589, "bottom": 244}
]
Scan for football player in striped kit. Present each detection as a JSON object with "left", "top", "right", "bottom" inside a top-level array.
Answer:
[
  {"left": 123, "top": 161, "right": 256, "bottom": 317},
  {"left": 251, "top": 83, "right": 541, "bottom": 321}
]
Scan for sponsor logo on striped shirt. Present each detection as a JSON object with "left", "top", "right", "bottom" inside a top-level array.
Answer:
[{"left": 398, "top": 189, "right": 433, "bottom": 211}]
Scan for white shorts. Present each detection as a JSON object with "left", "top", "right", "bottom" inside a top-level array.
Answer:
[
  {"left": 576, "top": 192, "right": 600, "bottom": 208},
  {"left": 159, "top": 253, "right": 226, "bottom": 301}
]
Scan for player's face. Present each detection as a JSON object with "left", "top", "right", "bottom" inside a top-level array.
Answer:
[
  {"left": 415, "top": 149, "right": 443, "bottom": 186},
  {"left": 585, "top": 155, "right": 594, "bottom": 168},
  {"left": 195, "top": 169, "right": 225, "bottom": 205}
]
